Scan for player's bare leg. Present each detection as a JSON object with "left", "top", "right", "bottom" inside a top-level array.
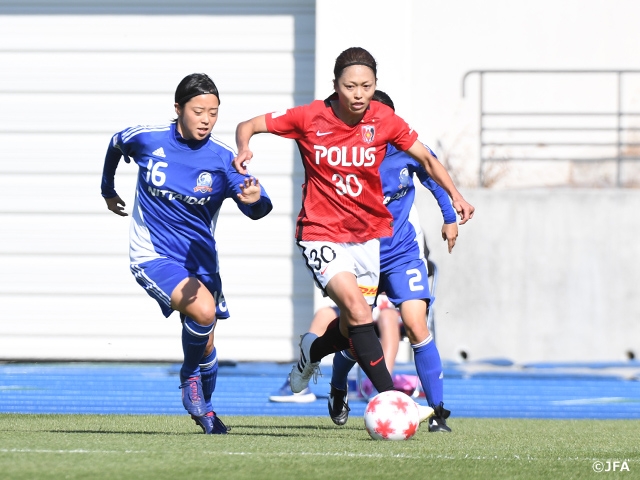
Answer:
[{"left": 376, "top": 308, "right": 401, "bottom": 374}]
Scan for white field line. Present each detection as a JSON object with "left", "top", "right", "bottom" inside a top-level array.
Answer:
[{"left": 0, "top": 448, "right": 625, "bottom": 462}]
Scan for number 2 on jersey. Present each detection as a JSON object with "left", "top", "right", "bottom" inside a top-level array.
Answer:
[{"left": 406, "top": 268, "right": 424, "bottom": 292}]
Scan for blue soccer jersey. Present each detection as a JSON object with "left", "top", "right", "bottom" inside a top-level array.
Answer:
[
  {"left": 378, "top": 144, "right": 456, "bottom": 304},
  {"left": 101, "top": 123, "right": 272, "bottom": 276}
]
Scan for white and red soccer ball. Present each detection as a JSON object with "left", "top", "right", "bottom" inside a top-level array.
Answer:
[{"left": 363, "top": 390, "right": 420, "bottom": 440}]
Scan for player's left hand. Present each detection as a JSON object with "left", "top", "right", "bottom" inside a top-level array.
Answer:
[
  {"left": 237, "top": 176, "right": 261, "bottom": 204},
  {"left": 453, "top": 198, "right": 475, "bottom": 225},
  {"left": 105, "top": 195, "right": 128, "bottom": 217},
  {"left": 442, "top": 222, "right": 458, "bottom": 253}
]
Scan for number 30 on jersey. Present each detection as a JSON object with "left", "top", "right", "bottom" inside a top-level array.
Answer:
[{"left": 332, "top": 173, "right": 363, "bottom": 197}]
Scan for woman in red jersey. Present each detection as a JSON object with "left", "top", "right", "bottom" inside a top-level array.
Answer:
[{"left": 234, "top": 47, "right": 474, "bottom": 397}]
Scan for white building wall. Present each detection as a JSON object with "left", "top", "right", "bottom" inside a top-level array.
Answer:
[
  {"left": 415, "top": 187, "right": 640, "bottom": 363},
  {"left": 0, "top": 1, "right": 316, "bottom": 362},
  {"left": 2, "top": 0, "right": 639, "bottom": 363}
]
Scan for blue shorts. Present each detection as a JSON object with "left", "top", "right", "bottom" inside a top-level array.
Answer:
[
  {"left": 378, "top": 257, "right": 433, "bottom": 307},
  {"left": 130, "top": 258, "right": 230, "bottom": 319}
]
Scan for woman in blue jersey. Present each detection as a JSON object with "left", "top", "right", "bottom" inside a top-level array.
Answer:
[{"left": 101, "top": 73, "right": 272, "bottom": 434}]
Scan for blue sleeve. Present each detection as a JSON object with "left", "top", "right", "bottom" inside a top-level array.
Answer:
[
  {"left": 101, "top": 132, "right": 134, "bottom": 198},
  {"left": 225, "top": 164, "right": 273, "bottom": 220},
  {"left": 416, "top": 168, "right": 457, "bottom": 224},
  {"left": 237, "top": 192, "right": 273, "bottom": 220},
  {"left": 101, "top": 135, "right": 123, "bottom": 198}
]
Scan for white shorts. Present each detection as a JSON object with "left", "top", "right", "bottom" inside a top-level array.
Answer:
[{"left": 297, "top": 239, "right": 380, "bottom": 305}]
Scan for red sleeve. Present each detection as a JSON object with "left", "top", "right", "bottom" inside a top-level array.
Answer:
[
  {"left": 264, "top": 104, "right": 308, "bottom": 140},
  {"left": 387, "top": 113, "right": 419, "bottom": 152}
]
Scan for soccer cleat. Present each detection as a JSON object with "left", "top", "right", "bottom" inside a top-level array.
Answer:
[
  {"left": 392, "top": 374, "right": 420, "bottom": 397},
  {"left": 428, "top": 403, "right": 452, "bottom": 432},
  {"left": 179, "top": 376, "right": 208, "bottom": 417},
  {"left": 417, "top": 403, "right": 435, "bottom": 423},
  {"left": 191, "top": 411, "right": 230, "bottom": 435},
  {"left": 290, "top": 333, "right": 321, "bottom": 393},
  {"left": 268, "top": 375, "right": 317, "bottom": 403},
  {"left": 328, "top": 384, "right": 350, "bottom": 426}
]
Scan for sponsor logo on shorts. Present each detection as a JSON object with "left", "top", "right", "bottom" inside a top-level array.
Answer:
[{"left": 359, "top": 285, "right": 378, "bottom": 297}]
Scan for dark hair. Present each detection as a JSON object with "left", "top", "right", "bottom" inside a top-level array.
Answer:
[
  {"left": 372, "top": 90, "right": 395, "bottom": 111},
  {"left": 174, "top": 73, "right": 220, "bottom": 106},
  {"left": 333, "top": 47, "right": 377, "bottom": 80}
]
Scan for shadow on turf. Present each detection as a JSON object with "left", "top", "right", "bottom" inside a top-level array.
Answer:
[
  {"left": 25, "top": 429, "right": 361, "bottom": 438},
  {"left": 227, "top": 423, "right": 364, "bottom": 438},
  {"left": 229, "top": 423, "right": 361, "bottom": 430},
  {"left": 15, "top": 423, "right": 362, "bottom": 437},
  {"left": 25, "top": 429, "right": 201, "bottom": 436}
]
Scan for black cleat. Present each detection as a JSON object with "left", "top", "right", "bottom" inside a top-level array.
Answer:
[
  {"left": 428, "top": 403, "right": 452, "bottom": 432},
  {"left": 328, "top": 384, "right": 350, "bottom": 426}
]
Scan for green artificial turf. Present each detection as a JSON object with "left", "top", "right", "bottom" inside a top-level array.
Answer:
[{"left": 0, "top": 414, "right": 638, "bottom": 479}]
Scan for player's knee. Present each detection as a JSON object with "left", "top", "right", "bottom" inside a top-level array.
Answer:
[
  {"left": 342, "top": 303, "right": 371, "bottom": 326},
  {"left": 190, "top": 302, "right": 217, "bottom": 327},
  {"left": 404, "top": 323, "right": 429, "bottom": 345}
]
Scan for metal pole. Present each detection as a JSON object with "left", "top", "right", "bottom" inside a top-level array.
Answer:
[
  {"left": 478, "top": 72, "right": 484, "bottom": 187},
  {"left": 617, "top": 71, "right": 622, "bottom": 187}
]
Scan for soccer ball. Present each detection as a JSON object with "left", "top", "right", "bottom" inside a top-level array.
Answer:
[{"left": 363, "top": 390, "right": 420, "bottom": 440}]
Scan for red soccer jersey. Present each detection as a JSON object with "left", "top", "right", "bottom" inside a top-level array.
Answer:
[{"left": 265, "top": 99, "right": 419, "bottom": 243}]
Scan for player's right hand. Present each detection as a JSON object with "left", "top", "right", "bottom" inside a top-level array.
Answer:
[
  {"left": 105, "top": 195, "right": 128, "bottom": 217},
  {"left": 442, "top": 222, "right": 458, "bottom": 253},
  {"left": 233, "top": 150, "right": 253, "bottom": 174}
]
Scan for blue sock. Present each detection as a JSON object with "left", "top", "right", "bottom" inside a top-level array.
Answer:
[
  {"left": 200, "top": 347, "right": 218, "bottom": 411},
  {"left": 412, "top": 335, "right": 444, "bottom": 408},
  {"left": 331, "top": 350, "right": 356, "bottom": 390},
  {"left": 180, "top": 317, "right": 214, "bottom": 382}
]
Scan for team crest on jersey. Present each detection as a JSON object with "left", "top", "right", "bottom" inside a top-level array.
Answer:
[
  {"left": 193, "top": 172, "right": 213, "bottom": 193},
  {"left": 361, "top": 125, "right": 375, "bottom": 144},
  {"left": 398, "top": 168, "right": 411, "bottom": 188},
  {"left": 383, "top": 168, "right": 411, "bottom": 205}
]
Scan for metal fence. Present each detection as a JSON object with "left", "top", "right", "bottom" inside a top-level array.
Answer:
[{"left": 462, "top": 70, "right": 640, "bottom": 187}]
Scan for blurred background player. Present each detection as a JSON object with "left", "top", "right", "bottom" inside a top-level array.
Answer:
[
  {"left": 101, "top": 73, "right": 272, "bottom": 434},
  {"left": 270, "top": 89, "right": 457, "bottom": 433},
  {"left": 268, "top": 299, "right": 408, "bottom": 403},
  {"left": 235, "top": 47, "right": 474, "bottom": 402}
]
